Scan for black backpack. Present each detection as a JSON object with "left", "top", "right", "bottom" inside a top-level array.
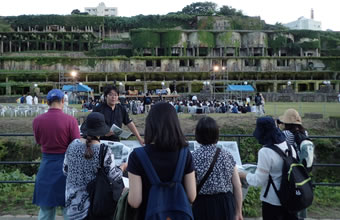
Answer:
[
  {"left": 145, "top": 97, "right": 152, "bottom": 105},
  {"left": 264, "top": 144, "right": 314, "bottom": 213},
  {"left": 87, "top": 144, "right": 124, "bottom": 219},
  {"left": 134, "top": 147, "right": 194, "bottom": 220},
  {"left": 255, "top": 96, "right": 262, "bottom": 106}
]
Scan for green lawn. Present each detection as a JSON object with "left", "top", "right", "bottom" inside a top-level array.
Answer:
[
  {"left": 2, "top": 102, "right": 339, "bottom": 118},
  {"left": 260, "top": 102, "right": 340, "bottom": 118}
]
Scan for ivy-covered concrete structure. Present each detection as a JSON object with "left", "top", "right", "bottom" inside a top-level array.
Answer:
[{"left": 0, "top": 15, "right": 340, "bottom": 101}]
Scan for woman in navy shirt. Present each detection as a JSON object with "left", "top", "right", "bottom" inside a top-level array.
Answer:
[{"left": 127, "top": 102, "right": 196, "bottom": 220}]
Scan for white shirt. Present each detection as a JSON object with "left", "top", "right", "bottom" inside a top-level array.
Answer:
[
  {"left": 26, "top": 95, "right": 33, "bottom": 105},
  {"left": 246, "top": 141, "right": 297, "bottom": 206},
  {"left": 33, "top": 96, "right": 38, "bottom": 105},
  {"left": 64, "top": 94, "right": 69, "bottom": 105}
]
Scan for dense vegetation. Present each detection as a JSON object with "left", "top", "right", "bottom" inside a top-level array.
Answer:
[
  {"left": 0, "top": 115, "right": 339, "bottom": 216},
  {"left": 0, "top": 1, "right": 268, "bottom": 31}
]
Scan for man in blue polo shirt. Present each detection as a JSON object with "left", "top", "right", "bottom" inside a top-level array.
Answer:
[{"left": 33, "top": 89, "right": 80, "bottom": 220}]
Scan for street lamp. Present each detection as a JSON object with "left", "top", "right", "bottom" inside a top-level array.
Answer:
[
  {"left": 70, "top": 70, "right": 78, "bottom": 78},
  {"left": 70, "top": 70, "right": 78, "bottom": 104}
]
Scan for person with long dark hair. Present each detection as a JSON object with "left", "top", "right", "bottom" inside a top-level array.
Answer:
[
  {"left": 63, "top": 112, "right": 126, "bottom": 220},
  {"left": 278, "top": 108, "right": 308, "bottom": 152},
  {"left": 127, "top": 102, "right": 196, "bottom": 220},
  {"left": 239, "top": 116, "right": 298, "bottom": 220},
  {"left": 278, "top": 108, "right": 309, "bottom": 220},
  {"left": 192, "top": 116, "right": 243, "bottom": 220}
]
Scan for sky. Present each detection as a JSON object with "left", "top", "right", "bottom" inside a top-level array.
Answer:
[{"left": 1, "top": 0, "right": 339, "bottom": 31}]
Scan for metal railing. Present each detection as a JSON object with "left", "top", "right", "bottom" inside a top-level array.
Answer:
[{"left": 0, "top": 133, "right": 339, "bottom": 186}]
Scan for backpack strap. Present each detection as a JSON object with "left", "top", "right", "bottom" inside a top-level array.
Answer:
[
  {"left": 171, "top": 147, "right": 188, "bottom": 183},
  {"left": 99, "top": 144, "right": 108, "bottom": 168},
  {"left": 264, "top": 175, "right": 280, "bottom": 198},
  {"left": 197, "top": 147, "right": 221, "bottom": 194},
  {"left": 134, "top": 147, "right": 161, "bottom": 185},
  {"left": 263, "top": 144, "right": 289, "bottom": 199},
  {"left": 265, "top": 144, "right": 291, "bottom": 158}
]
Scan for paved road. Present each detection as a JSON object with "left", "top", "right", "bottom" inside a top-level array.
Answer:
[{"left": 1, "top": 216, "right": 339, "bottom": 220}]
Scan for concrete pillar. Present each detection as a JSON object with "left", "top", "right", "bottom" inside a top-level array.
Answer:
[
  {"left": 294, "top": 82, "right": 299, "bottom": 93},
  {"left": 252, "top": 81, "right": 256, "bottom": 91},
  {"left": 105, "top": 74, "right": 108, "bottom": 82},
  {"left": 9, "top": 41, "right": 12, "bottom": 52},
  {"left": 315, "top": 82, "right": 320, "bottom": 91},
  {"left": 0, "top": 41, "right": 3, "bottom": 53},
  {"left": 335, "top": 82, "right": 340, "bottom": 92},
  {"left": 85, "top": 74, "right": 88, "bottom": 82},
  {"left": 144, "top": 82, "right": 148, "bottom": 93},
  {"left": 273, "top": 81, "right": 278, "bottom": 92},
  {"left": 125, "top": 74, "right": 127, "bottom": 82},
  {"left": 262, "top": 47, "right": 265, "bottom": 56},
  {"left": 188, "top": 82, "right": 192, "bottom": 93},
  {"left": 5, "top": 77, "right": 11, "bottom": 95},
  {"left": 220, "top": 48, "right": 222, "bottom": 56}
]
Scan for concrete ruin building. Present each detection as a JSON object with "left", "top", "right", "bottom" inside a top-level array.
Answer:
[{"left": 0, "top": 15, "right": 339, "bottom": 102}]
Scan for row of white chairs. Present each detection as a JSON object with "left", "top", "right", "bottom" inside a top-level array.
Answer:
[{"left": 0, "top": 104, "right": 79, "bottom": 117}]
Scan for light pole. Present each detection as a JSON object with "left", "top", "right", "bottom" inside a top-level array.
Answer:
[
  {"left": 211, "top": 65, "right": 219, "bottom": 100},
  {"left": 70, "top": 70, "right": 78, "bottom": 104}
]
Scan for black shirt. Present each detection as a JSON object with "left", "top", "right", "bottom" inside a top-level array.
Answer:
[
  {"left": 93, "top": 103, "right": 132, "bottom": 141},
  {"left": 127, "top": 144, "right": 194, "bottom": 220}
]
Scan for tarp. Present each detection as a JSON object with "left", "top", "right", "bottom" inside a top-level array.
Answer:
[
  {"left": 62, "top": 84, "right": 93, "bottom": 92},
  {"left": 226, "top": 85, "right": 255, "bottom": 92}
]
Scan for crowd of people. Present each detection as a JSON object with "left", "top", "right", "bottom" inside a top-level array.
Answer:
[
  {"left": 81, "top": 92, "right": 266, "bottom": 116},
  {"left": 17, "top": 93, "right": 39, "bottom": 105},
  {"left": 31, "top": 85, "right": 309, "bottom": 220}
]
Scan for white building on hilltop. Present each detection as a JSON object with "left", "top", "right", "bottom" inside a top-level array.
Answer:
[
  {"left": 283, "top": 9, "right": 321, "bottom": 31},
  {"left": 85, "top": 2, "right": 118, "bottom": 17}
]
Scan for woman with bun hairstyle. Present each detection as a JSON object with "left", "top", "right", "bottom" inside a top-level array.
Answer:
[{"left": 63, "top": 112, "right": 126, "bottom": 220}]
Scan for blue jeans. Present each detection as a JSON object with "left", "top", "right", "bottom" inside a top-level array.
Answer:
[{"left": 38, "top": 206, "right": 68, "bottom": 220}]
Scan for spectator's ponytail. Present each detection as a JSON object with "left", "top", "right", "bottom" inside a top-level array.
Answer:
[{"left": 84, "top": 136, "right": 98, "bottom": 159}]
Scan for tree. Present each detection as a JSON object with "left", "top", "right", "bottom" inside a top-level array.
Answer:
[
  {"left": 218, "top": 5, "right": 243, "bottom": 16},
  {"left": 71, "top": 9, "right": 80, "bottom": 15},
  {"left": 181, "top": 2, "right": 217, "bottom": 16}
]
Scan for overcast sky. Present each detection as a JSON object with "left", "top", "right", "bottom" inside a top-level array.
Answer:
[{"left": 1, "top": 0, "right": 339, "bottom": 31}]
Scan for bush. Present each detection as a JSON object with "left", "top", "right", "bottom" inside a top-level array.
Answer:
[
  {"left": 0, "top": 170, "right": 37, "bottom": 214},
  {"left": 242, "top": 187, "right": 261, "bottom": 217},
  {"left": 0, "top": 138, "right": 41, "bottom": 176}
]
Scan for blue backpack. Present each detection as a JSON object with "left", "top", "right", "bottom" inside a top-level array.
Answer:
[{"left": 134, "top": 147, "right": 194, "bottom": 220}]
